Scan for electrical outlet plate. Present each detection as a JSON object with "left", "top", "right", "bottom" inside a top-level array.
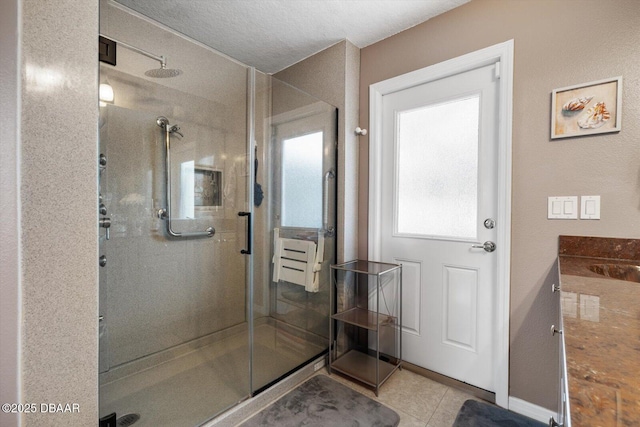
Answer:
[{"left": 548, "top": 196, "right": 578, "bottom": 219}]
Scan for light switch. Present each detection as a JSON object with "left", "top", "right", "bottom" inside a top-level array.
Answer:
[
  {"left": 580, "top": 196, "right": 600, "bottom": 220},
  {"left": 548, "top": 196, "right": 578, "bottom": 219}
]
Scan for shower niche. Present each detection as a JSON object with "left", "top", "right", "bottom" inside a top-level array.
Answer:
[
  {"left": 98, "top": 1, "right": 337, "bottom": 425},
  {"left": 193, "top": 167, "right": 223, "bottom": 209}
]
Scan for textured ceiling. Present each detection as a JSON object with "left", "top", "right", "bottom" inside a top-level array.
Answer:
[{"left": 114, "top": 0, "right": 470, "bottom": 74}]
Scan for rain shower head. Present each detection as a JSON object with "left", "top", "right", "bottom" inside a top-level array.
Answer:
[
  {"left": 100, "top": 34, "right": 183, "bottom": 79},
  {"left": 145, "top": 63, "right": 182, "bottom": 78}
]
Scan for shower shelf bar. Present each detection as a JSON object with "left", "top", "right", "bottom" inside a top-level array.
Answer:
[{"left": 157, "top": 116, "right": 215, "bottom": 239}]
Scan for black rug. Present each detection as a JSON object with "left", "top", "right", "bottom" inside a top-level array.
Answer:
[
  {"left": 453, "top": 400, "right": 546, "bottom": 427},
  {"left": 240, "top": 375, "right": 400, "bottom": 427}
]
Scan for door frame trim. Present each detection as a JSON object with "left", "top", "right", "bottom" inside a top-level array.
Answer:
[{"left": 368, "top": 40, "right": 513, "bottom": 408}]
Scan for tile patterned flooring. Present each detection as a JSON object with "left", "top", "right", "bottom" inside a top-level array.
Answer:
[{"left": 239, "top": 367, "right": 483, "bottom": 427}]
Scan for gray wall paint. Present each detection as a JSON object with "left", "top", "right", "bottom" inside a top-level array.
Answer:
[
  {"left": 275, "top": 40, "right": 361, "bottom": 263},
  {"left": 18, "top": 0, "right": 99, "bottom": 425},
  {"left": 359, "top": 0, "right": 640, "bottom": 410}
]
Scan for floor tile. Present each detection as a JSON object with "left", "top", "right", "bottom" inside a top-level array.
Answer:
[
  {"left": 396, "top": 407, "right": 428, "bottom": 427},
  {"left": 324, "top": 370, "right": 428, "bottom": 427},
  {"left": 375, "top": 369, "right": 448, "bottom": 422},
  {"left": 427, "top": 387, "right": 481, "bottom": 427}
]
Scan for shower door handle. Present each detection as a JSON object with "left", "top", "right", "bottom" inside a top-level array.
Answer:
[{"left": 238, "top": 211, "right": 251, "bottom": 255}]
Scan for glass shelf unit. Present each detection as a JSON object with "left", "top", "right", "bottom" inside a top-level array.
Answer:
[{"left": 329, "top": 260, "right": 402, "bottom": 396}]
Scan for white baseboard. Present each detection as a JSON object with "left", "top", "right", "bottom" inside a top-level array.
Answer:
[{"left": 509, "top": 396, "right": 556, "bottom": 423}]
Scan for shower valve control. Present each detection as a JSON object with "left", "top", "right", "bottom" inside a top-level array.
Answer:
[
  {"left": 99, "top": 217, "right": 111, "bottom": 240},
  {"left": 99, "top": 153, "right": 107, "bottom": 167},
  {"left": 99, "top": 255, "right": 107, "bottom": 267},
  {"left": 99, "top": 203, "right": 108, "bottom": 215}
]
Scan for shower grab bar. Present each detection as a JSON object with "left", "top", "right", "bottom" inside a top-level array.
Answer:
[
  {"left": 156, "top": 116, "right": 215, "bottom": 238},
  {"left": 322, "top": 168, "right": 336, "bottom": 237}
]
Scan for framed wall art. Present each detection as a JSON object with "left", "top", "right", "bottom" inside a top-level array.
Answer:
[{"left": 551, "top": 76, "right": 622, "bottom": 139}]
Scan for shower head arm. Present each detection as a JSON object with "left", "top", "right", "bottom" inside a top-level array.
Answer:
[{"left": 99, "top": 34, "right": 166, "bottom": 69}]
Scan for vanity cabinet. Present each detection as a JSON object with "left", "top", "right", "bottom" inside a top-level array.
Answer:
[{"left": 328, "top": 260, "right": 402, "bottom": 396}]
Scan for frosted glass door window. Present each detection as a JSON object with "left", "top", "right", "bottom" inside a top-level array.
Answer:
[
  {"left": 395, "top": 95, "right": 480, "bottom": 239},
  {"left": 281, "top": 131, "right": 323, "bottom": 228}
]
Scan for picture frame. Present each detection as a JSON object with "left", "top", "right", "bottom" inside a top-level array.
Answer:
[{"left": 551, "top": 76, "right": 622, "bottom": 139}]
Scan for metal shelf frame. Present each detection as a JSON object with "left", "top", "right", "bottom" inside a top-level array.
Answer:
[{"left": 329, "top": 260, "right": 402, "bottom": 396}]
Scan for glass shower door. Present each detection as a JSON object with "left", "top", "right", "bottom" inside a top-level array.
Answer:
[
  {"left": 251, "top": 75, "right": 337, "bottom": 392},
  {"left": 97, "top": 13, "right": 252, "bottom": 422}
]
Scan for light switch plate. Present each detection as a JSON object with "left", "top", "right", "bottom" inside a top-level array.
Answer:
[
  {"left": 548, "top": 196, "right": 578, "bottom": 219},
  {"left": 580, "top": 195, "right": 601, "bottom": 219}
]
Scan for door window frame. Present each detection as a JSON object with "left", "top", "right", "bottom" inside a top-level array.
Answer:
[{"left": 368, "top": 40, "right": 514, "bottom": 409}]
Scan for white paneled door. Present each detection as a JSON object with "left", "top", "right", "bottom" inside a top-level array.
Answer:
[{"left": 376, "top": 62, "right": 500, "bottom": 392}]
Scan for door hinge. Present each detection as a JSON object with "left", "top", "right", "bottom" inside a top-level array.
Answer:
[{"left": 494, "top": 61, "right": 501, "bottom": 79}]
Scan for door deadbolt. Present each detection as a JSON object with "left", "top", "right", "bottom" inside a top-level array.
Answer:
[{"left": 484, "top": 218, "right": 495, "bottom": 229}]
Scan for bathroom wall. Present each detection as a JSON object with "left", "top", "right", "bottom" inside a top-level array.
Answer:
[
  {"left": 359, "top": 0, "right": 640, "bottom": 410},
  {"left": 275, "top": 40, "right": 361, "bottom": 264},
  {"left": 99, "top": 1, "right": 249, "bottom": 368},
  {"left": 0, "top": 1, "right": 21, "bottom": 426},
  {"left": 6, "top": 0, "right": 100, "bottom": 425}
]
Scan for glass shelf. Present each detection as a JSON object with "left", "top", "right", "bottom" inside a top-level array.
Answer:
[
  {"left": 331, "top": 350, "right": 399, "bottom": 388},
  {"left": 331, "top": 307, "right": 395, "bottom": 331},
  {"left": 329, "top": 259, "right": 402, "bottom": 396},
  {"left": 331, "top": 260, "right": 401, "bottom": 276}
]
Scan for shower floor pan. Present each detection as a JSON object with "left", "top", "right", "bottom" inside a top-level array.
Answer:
[{"left": 99, "top": 322, "right": 324, "bottom": 427}]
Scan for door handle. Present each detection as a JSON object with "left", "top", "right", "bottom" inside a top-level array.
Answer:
[
  {"left": 471, "top": 241, "right": 496, "bottom": 252},
  {"left": 238, "top": 211, "right": 251, "bottom": 255}
]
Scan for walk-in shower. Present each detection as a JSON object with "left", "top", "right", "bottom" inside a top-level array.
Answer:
[{"left": 98, "top": 1, "right": 337, "bottom": 426}]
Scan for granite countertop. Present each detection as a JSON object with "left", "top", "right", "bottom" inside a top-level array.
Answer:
[{"left": 558, "top": 236, "right": 640, "bottom": 426}]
